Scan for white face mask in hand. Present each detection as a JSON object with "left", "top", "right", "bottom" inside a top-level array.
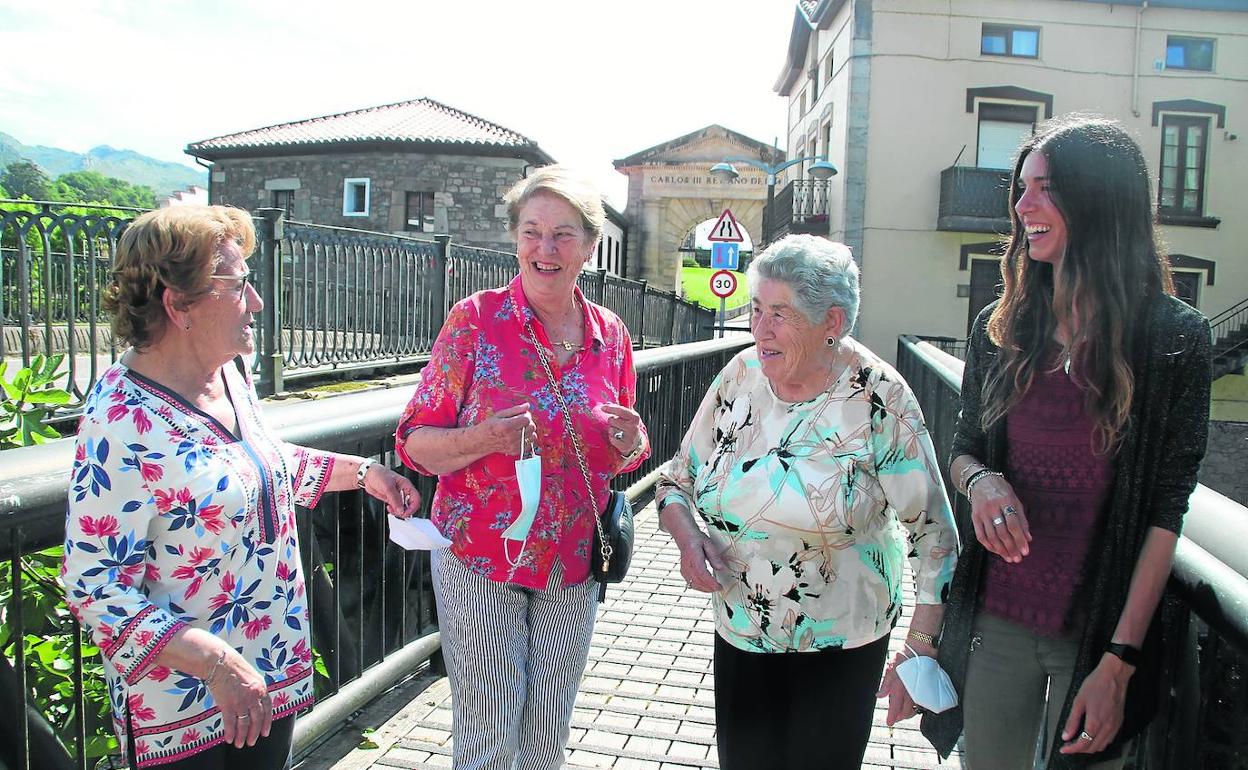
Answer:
[
  {"left": 895, "top": 645, "right": 959, "bottom": 714},
  {"left": 502, "top": 430, "right": 541, "bottom": 542}
]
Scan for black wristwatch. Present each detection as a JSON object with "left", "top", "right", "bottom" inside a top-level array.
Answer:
[{"left": 1105, "top": 642, "right": 1141, "bottom": 667}]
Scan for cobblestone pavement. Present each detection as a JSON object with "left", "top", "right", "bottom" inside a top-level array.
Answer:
[{"left": 322, "top": 502, "right": 964, "bottom": 770}]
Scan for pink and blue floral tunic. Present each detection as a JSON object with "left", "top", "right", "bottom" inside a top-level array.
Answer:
[{"left": 62, "top": 361, "right": 334, "bottom": 767}]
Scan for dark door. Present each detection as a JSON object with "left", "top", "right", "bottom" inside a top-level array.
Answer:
[{"left": 968, "top": 259, "right": 1002, "bottom": 333}]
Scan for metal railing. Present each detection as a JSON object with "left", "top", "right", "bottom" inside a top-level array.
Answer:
[
  {"left": 762, "top": 179, "right": 833, "bottom": 246},
  {"left": 0, "top": 336, "right": 751, "bottom": 770},
  {"left": 1, "top": 203, "right": 715, "bottom": 402},
  {"left": 1209, "top": 297, "right": 1248, "bottom": 378},
  {"left": 896, "top": 334, "right": 1248, "bottom": 768},
  {"left": 936, "top": 166, "right": 1012, "bottom": 234}
]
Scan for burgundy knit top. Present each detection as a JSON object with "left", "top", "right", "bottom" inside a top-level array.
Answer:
[{"left": 979, "top": 356, "right": 1113, "bottom": 636}]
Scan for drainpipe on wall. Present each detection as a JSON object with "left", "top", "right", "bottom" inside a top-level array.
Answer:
[
  {"left": 1132, "top": 0, "right": 1149, "bottom": 118},
  {"left": 193, "top": 156, "right": 213, "bottom": 202}
]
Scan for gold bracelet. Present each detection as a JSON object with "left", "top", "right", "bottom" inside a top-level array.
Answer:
[{"left": 907, "top": 629, "right": 937, "bottom": 646}]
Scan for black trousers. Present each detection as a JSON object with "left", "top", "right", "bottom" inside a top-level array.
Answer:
[
  {"left": 127, "top": 715, "right": 294, "bottom": 770},
  {"left": 713, "top": 633, "right": 890, "bottom": 770}
]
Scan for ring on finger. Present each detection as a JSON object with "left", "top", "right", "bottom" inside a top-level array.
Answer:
[
  {"left": 613, "top": 429, "right": 625, "bottom": 441},
  {"left": 1003, "top": 505, "right": 1018, "bottom": 517},
  {"left": 237, "top": 713, "right": 250, "bottom": 720},
  {"left": 1079, "top": 731, "right": 1094, "bottom": 741},
  {"left": 991, "top": 516, "right": 1005, "bottom": 526}
]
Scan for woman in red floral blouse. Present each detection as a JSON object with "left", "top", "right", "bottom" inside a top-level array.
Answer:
[{"left": 396, "top": 165, "right": 649, "bottom": 769}]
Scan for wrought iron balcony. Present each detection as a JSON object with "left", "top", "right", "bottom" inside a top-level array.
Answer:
[
  {"left": 937, "top": 166, "right": 1012, "bottom": 233},
  {"left": 763, "top": 179, "right": 832, "bottom": 245}
]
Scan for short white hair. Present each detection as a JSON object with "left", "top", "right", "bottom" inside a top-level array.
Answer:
[{"left": 746, "top": 234, "right": 859, "bottom": 333}]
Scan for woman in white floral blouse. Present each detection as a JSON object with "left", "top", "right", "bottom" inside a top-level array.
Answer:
[
  {"left": 656, "top": 234, "right": 959, "bottom": 770},
  {"left": 62, "top": 206, "right": 419, "bottom": 770}
]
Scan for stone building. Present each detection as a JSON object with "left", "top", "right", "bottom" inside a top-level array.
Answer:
[{"left": 185, "top": 98, "right": 555, "bottom": 252}]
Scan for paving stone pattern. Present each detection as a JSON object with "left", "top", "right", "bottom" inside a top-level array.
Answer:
[{"left": 330, "top": 503, "right": 964, "bottom": 770}]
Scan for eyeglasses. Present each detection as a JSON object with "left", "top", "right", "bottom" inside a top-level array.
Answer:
[{"left": 208, "top": 271, "right": 252, "bottom": 298}]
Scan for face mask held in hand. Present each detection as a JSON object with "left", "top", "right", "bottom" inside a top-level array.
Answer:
[{"left": 503, "top": 429, "right": 542, "bottom": 543}]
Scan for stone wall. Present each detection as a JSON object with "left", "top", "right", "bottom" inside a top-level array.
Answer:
[
  {"left": 1199, "top": 420, "right": 1248, "bottom": 507},
  {"left": 209, "top": 152, "right": 528, "bottom": 251}
]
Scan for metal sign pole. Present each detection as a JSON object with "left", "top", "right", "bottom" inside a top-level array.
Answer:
[{"left": 718, "top": 297, "right": 726, "bottom": 339}]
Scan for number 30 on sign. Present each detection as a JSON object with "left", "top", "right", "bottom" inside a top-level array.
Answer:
[{"left": 710, "top": 269, "right": 738, "bottom": 299}]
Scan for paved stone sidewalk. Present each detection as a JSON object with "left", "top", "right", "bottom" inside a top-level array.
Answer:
[{"left": 323, "top": 503, "right": 963, "bottom": 770}]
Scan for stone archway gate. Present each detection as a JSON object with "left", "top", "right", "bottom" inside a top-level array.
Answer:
[{"left": 614, "top": 125, "right": 780, "bottom": 292}]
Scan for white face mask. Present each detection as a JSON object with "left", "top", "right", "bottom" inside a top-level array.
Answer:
[
  {"left": 502, "top": 431, "right": 541, "bottom": 542},
  {"left": 894, "top": 648, "right": 959, "bottom": 714}
]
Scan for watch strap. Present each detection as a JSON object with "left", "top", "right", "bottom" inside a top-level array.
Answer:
[{"left": 1106, "top": 642, "right": 1141, "bottom": 667}]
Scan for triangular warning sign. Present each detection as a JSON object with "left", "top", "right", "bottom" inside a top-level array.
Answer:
[{"left": 706, "top": 208, "right": 744, "bottom": 243}]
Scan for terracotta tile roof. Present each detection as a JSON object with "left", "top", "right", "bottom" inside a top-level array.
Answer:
[{"left": 186, "top": 98, "right": 550, "bottom": 161}]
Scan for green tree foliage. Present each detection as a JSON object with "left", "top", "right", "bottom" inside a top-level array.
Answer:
[
  {"left": 1, "top": 159, "right": 52, "bottom": 200},
  {"left": 53, "top": 170, "right": 156, "bottom": 208}
]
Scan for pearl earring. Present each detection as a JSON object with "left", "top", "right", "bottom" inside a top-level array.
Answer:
[{"left": 185, "top": 322, "right": 192, "bottom": 331}]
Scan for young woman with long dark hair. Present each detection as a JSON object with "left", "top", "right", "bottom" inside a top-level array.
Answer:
[{"left": 922, "top": 115, "right": 1212, "bottom": 769}]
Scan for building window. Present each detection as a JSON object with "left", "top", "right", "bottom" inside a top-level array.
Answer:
[
  {"left": 977, "top": 103, "right": 1037, "bottom": 169},
  {"left": 1171, "top": 271, "right": 1200, "bottom": 306},
  {"left": 343, "top": 178, "right": 370, "bottom": 217},
  {"left": 271, "top": 189, "right": 294, "bottom": 220},
  {"left": 799, "top": 90, "right": 807, "bottom": 117},
  {"left": 981, "top": 24, "right": 1039, "bottom": 58},
  {"left": 821, "top": 121, "right": 832, "bottom": 159},
  {"left": 1159, "top": 115, "right": 1209, "bottom": 216},
  {"left": 826, "top": 51, "right": 834, "bottom": 80},
  {"left": 404, "top": 191, "right": 435, "bottom": 232},
  {"left": 1166, "top": 36, "right": 1214, "bottom": 71}
]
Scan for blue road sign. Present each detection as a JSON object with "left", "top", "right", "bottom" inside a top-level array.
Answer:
[{"left": 711, "top": 242, "right": 740, "bottom": 270}]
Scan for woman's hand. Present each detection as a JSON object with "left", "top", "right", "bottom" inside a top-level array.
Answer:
[
  {"left": 675, "top": 529, "right": 726, "bottom": 592},
  {"left": 206, "top": 649, "right": 273, "bottom": 748},
  {"left": 1059, "top": 654, "right": 1132, "bottom": 755},
  {"left": 477, "top": 403, "right": 537, "bottom": 456},
  {"left": 877, "top": 643, "right": 933, "bottom": 726},
  {"left": 601, "top": 403, "right": 643, "bottom": 457},
  {"left": 969, "top": 475, "right": 1031, "bottom": 563},
  {"left": 362, "top": 465, "right": 421, "bottom": 518}
]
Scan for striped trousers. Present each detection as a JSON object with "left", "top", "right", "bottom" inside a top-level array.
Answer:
[{"left": 431, "top": 549, "right": 598, "bottom": 770}]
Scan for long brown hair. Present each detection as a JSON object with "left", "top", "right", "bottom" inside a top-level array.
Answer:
[{"left": 982, "top": 115, "right": 1174, "bottom": 454}]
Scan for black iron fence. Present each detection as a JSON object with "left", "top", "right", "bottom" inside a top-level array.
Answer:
[
  {"left": 897, "top": 334, "right": 1248, "bottom": 769},
  {"left": 1, "top": 203, "right": 715, "bottom": 401},
  {"left": 1209, "top": 297, "right": 1248, "bottom": 379},
  {"left": 0, "top": 336, "right": 750, "bottom": 770}
]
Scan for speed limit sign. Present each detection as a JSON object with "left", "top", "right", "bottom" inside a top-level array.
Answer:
[{"left": 710, "top": 269, "right": 738, "bottom": 298}]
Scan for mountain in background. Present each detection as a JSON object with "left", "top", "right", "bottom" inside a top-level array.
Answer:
[{"left": 0, "top": 131, "right": 206, "bottom": 198}]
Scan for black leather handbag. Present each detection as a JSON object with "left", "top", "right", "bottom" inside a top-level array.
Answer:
[{"left": 526, "top": 319, "right": 634, "bottom": 602}]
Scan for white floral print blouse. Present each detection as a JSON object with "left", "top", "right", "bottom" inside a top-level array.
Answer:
[
  {"left": 657, "top": 341, "right": 959, "bottom": 653},
  {"left": 62, "top": 361, "right": 333, "bottom": 767}
]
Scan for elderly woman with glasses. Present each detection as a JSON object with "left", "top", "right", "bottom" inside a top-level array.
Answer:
[
  {"left": 62, "top": 205, "right": 419, "bottom": 770},
  {"left": 657, "top": 234, "right": 959, "bottom": 770}
]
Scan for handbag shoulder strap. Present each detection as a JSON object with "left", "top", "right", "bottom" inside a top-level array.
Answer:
[{"left": 523, "top": 315, "right": 613, "bottom": 571}]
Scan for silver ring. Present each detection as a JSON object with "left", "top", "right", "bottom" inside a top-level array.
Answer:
[
  {"left": 613, "top": 429, "right": 625, "bottom": 441},
  {"left": 237, "top": 713, "right": 250, "bottom": 720},
  {"left": 991, "top": 516, "right": 1005, "bottom": 526},
  {"left": 1079, "top": 731, "right": 1094, "bottom": 741},
  {"left": 1003, "top": 505, "right": 1018, "bottom": 516}
]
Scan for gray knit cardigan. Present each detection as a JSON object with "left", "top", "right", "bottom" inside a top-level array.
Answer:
[{"left": 922, "top": 294, "right": 1212, "bottom": 767}]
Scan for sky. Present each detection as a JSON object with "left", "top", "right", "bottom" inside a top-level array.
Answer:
[{"left": 0, "top": 0, "right": 795, "bottom": 210}]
